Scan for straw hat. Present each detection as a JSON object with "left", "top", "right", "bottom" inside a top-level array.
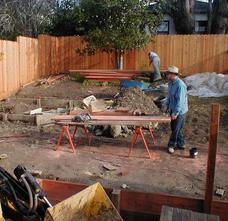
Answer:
[{"left": 167, "top": 65, "right": 179, "bottom": 75}]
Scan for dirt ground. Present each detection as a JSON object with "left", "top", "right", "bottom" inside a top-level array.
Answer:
[{"left": 0, "top": 79, "right": 227, "bottom": 200}]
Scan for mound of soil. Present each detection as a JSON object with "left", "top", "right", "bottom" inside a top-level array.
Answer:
[{"left": 113, "top": 88, "right": 161, "bottom": 115}]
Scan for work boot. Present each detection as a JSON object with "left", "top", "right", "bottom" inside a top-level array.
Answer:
[{"left": 168, "top": 147, "right": 175, "bottom": 154}]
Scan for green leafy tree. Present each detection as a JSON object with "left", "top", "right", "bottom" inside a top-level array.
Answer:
[
  {"left": 78, "top": 0, "right": 165, "bottom": 69},
  {"left": 46, "top": 0, "right": 85, "bottom": 36}
]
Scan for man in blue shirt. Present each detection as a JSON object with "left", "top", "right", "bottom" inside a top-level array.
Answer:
[{"left": 166, "top": 66, "right": 188, "bottom": 154}]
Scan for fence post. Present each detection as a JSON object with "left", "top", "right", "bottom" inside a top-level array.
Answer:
[{"left": 204, "top": 103, "right": 220, "bottom": 213}]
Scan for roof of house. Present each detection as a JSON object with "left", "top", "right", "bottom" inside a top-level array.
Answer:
[{"left": 194, "top": 1, "right": 209, "bottom": 14}]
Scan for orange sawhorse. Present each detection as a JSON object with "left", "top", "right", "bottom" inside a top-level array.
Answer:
[
  {"left": 55, "top": 124, "right": 90, "bottom": 153},
  {"left": 128, "top": 126, "right": 155, "bottom": 159},
  {"left": 72, "top": 125, "right": 91, "bottom": 145}
]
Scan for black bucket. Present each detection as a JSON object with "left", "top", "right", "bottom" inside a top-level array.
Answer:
[
  {"left": 189, "top": 147, "right": 199, "bottom": 158},
  {"left": 154, "top": 96, "right": 167, "bottom": 111}
]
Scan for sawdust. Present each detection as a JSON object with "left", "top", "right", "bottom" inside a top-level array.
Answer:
[{"left": 113, "top": 88, "right": 161, "bottom": 115}]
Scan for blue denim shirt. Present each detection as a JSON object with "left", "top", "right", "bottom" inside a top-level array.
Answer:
[{"left": 166, "top": 78, "right": 188, "bottom": 116}]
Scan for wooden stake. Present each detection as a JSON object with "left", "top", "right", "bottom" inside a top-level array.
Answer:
[{"left": 204, "top": 103, "right": 220, "bottom": 213}]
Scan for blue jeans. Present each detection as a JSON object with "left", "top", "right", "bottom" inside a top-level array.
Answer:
[{"left": 168, "top": 113, "right": 186, "bottom": 148}]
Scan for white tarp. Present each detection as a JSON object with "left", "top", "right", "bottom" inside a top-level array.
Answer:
[{"left": 184, "top": 73, "right": 228, "bottom": 97}]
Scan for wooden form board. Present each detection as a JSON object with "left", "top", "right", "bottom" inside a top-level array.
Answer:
[{"left": 40, "top": 179, "right": 228, "bottom": 221}]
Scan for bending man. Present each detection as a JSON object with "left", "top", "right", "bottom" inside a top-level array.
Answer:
[{"left": 148, "top": 51, "right": 162, "bottom": 82}]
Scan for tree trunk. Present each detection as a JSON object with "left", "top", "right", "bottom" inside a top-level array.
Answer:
[
  {"left": 207, "top": 0, "right": 213, "bottom": 33},
  {"left": 171, "top": 0, "right": 196, "bottom": 34},
  {"left": 210, "top": 0, "right": 228, "bottom": 34},
  {"left": 115, "top": 49, "right": 124, "bottom": 70}
]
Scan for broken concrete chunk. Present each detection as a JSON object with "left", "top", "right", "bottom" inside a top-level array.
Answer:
[
  {"left": 102, "top": 163, "right": 118, "bottom": 171},
  {"left": 215, "top": 188, "right": 225, "bottom": 197},
  {"left": 36, "top": 113, "right": 58, "bottom": 126},
  {"left": 56, "top": 108, "right": 66, "bottom": 114},
  {"left": 83, "top": 95, "right": 96, "bottom": 108},
  {"left": 121, "top": 184, "right": 130, "bottom": 189},
  {"left": 84, "top": 171, "right": 93, "bottom": 176},
  {"left": 0, "top": 154, "right": 8, "bottom": 160},
  {"left": 7, "top": 114, "right": 36, "bottom": 124},
  {"left": 13, "top": 102, "right": 29, "bottom": 114},
  {"left": 89, "top": 99, "right": 107, "bottom": 113},
  {"left": 110, "top": 125, "right": 122, "bottom": 138},
  {"left": 24, "top": 108, "right": 42, "bottom": 115},
  {"left": 121, "top": 125, "right": 130, "bottom": 134}
]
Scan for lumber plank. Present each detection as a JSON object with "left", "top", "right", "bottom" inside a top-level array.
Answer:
[
  {"left": 84, "top": 76, "right": 132, "bottom": 80},
  {"left": 172, "top": 208, "right": 182, "bottom": 221},
  {"left": 159, "top": 206, "right": 173, "bottom": 221},
  {"left": 69, "top": 69, "right": 147, "bottom": 74},
  {"left": 91, "top": 115, "right": 171, "bottom": 122},
  {"left": 207, "top": 214, "right": 220, "bottom": 221},
  {"left": 72, "top": 72, "right": 136, "bottom": 76},
  {"left": 180, "top": 208, "right": 191, "bottom": 221},
  {"left": 57, "top": 120, "right": 157, "bottom": 127},
  {"left": 52, "top": 115, "right": 171, "bottom": 123}
]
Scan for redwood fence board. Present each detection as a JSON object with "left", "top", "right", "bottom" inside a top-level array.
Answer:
[{"left": 1, "top": 34, "right": 228, "bottom": 100}]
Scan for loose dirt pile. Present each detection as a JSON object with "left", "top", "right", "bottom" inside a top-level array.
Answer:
[{"left": 113, "top": 87, "right": 161, "bottom": 115}]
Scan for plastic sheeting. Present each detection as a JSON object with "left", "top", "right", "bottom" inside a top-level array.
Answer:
[{"left": 184, "top": 73, "right": 228, "bottom": 97}]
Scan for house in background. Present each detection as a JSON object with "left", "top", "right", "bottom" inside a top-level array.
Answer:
[{"left": 157, "top": 1, "right": 209, "bottom": 34}]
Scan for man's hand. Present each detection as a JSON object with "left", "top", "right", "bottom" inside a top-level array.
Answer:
[{"left": 171, "top": 115, "right": 177, "bottom": 120}]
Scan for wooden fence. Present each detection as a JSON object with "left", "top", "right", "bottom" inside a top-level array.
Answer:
[
  {"left": 0, "top": 36, "right": 39, "bottom": 99},
  {"left": 1, "top": 34, "right": 228, "bottom": 99},
  {"left": 37, "top": 34, "right": 228, "bottom": 75}
]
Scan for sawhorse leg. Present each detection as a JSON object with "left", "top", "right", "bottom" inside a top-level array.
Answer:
[
  {"left": 128, "top": 130, "right": 138, "bottom": 157},
  {"left": 55, "top": 125, "right": 76, "bottom": 153},
  {"left": 128, "top": 127, "right": 153, "bottom": 159},
  {"left": 72, "top": 125, "right": 91, "bottom": 146},
  {"left": 147, "top": 127, "right": 156, "bottom": 144}
]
